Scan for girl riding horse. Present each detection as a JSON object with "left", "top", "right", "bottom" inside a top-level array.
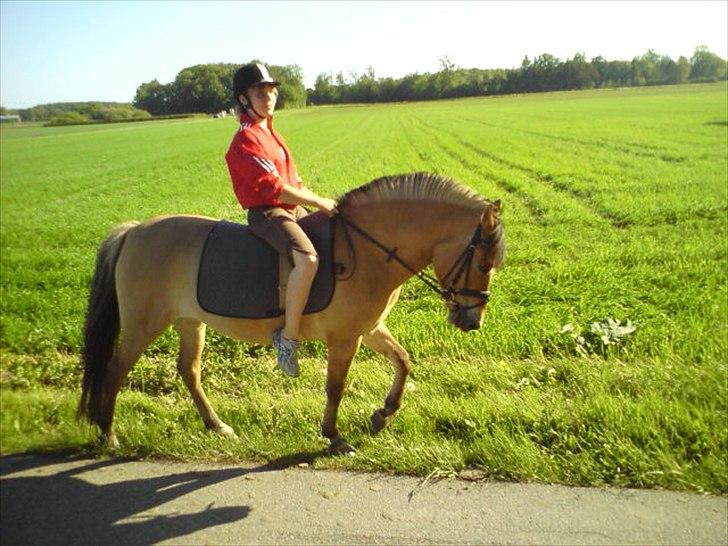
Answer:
[{"left": 226, "top": 63, "right": 338, "bottom": 377}]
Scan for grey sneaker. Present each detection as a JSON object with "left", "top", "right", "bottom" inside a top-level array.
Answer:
[{"left": 272, "top": 328, "right": 300, "bottom": 377}]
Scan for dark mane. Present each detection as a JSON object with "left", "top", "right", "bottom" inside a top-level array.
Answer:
[{"left": 339, "top": 172, "right": 490, "bottom": 211}]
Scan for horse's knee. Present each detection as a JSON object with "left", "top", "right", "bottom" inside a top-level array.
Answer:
[{"left": 364, "top": 326, "right": 409, "bottom": 369}]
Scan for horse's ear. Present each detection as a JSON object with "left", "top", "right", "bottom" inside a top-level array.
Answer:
[{"left": 481, "top": 201, "right": 501, "bottom": 231}]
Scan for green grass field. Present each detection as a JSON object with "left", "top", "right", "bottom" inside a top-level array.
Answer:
[{"left": 1, "top": 83, "right": 726, "bottom": 493}]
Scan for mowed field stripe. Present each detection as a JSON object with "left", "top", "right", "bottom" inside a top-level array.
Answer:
[{"left": 408, "top": 115, "right": 610, "bottom": 228}]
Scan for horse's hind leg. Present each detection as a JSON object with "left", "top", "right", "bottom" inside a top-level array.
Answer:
[
  {"left": 174, "top": 318, "right": 235, "bottom": 437},
  {"left": 363, "top": 322, "right": 411, "bottom": 434},
  {"left": 97, "top": 328, "right": 161, "bottom": 447}
]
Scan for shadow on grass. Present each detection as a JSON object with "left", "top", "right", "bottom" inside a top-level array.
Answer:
[{"left": 0, "top": 447, "right": 329, "bottom": 545}]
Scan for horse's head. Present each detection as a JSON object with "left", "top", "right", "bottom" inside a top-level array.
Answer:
[{"left": 432, "top": 201, "right": 506, "bottom": 332}]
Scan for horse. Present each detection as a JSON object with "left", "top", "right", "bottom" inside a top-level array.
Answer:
[{"left": 78, "top": 172, "right": 506, "bottom": 454}]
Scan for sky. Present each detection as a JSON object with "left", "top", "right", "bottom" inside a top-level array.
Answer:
[{"left": 1, "top": 0, "right": 726, "bottom": 109}]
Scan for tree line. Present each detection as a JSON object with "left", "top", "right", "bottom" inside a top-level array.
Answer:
[
  {"left": 308, "top": 47, "right": 727, "bottom": 104},
  {"left": 132, "top": 47, "right": 726, "bottom": 114},
  {"left": 4, "top": 47, "right": 725, "bottom": 122}
]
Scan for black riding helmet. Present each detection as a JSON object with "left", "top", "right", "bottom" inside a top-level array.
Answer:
[{"left": 233, "top": 63, "right": 280, "bottom": 118}]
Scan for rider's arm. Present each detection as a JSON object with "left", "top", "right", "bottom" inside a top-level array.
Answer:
[{"left": 278, "top": 185, "right": 338, "bottom": 216}]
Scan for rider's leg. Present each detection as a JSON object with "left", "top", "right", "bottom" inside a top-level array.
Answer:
[
  {"left": 283, "top": 249, "right": 318, "bottom": 341},
  {"left": 247, "top": 205, "right": 317, "bottom": 375}
]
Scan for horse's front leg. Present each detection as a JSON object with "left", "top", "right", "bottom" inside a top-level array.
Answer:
[
  {"left": 362, "top": 322, "right": 411, "bottom": 434},
  {"left": 322, "top": 336, "right": 362, "bottom": 455}
]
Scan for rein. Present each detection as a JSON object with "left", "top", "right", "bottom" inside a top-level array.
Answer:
[{"left": 337, "top": 214, "right": 491, "bottom": 311}]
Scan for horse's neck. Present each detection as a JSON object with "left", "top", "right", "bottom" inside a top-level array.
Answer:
[{"left": 346, "top": 201, "right": 477, "bottom": 284}]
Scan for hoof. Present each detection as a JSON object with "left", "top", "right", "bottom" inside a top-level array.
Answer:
[
  {"left": 211, "top": 422, "right": 237, "bottom": 438},
  {"left": 329, "top": 436, "right": 356, "bottom": 456},
  {"left": 99, "top": 432, "right": 120, "bottom": 449},
  {"left": 370, "top": 409, "right": 392, "bottom": 434}
]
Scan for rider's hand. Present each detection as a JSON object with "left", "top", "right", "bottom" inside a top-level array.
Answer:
[{"left": 317, "top": 197, "right": 339, "bottom": 217}]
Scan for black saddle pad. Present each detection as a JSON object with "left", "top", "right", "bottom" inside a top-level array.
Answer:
[{"left": 197, "top": 212, "right": 335, "bottom": 318}]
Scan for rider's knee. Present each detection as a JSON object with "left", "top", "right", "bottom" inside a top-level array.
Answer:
[{"left": 293, "top": 251, "right": 319, "bottom": 273}]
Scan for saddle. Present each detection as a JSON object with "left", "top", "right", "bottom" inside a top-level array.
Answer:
[{"left": 196, "top": 212, "right": 336, "bottom": 319}]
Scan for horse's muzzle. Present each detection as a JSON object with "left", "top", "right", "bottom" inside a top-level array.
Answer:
[{"left": 448, "top": 308, "right": 483, "bottom": 332}]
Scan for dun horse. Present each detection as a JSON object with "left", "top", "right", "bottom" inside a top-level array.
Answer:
[{"left": 79, "top": 173, "right": 506, "bottom": 454}]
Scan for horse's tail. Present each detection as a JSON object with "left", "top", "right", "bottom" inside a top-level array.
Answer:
[{"left": 78, "top": 221, "right": 139, "bottom": 424}]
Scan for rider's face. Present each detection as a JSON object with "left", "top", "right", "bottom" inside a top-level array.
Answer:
[{"left": 243, "top": 83, "right": 278, "bottom": 119}]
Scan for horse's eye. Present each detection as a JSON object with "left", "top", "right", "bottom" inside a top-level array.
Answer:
[{"left": 477, "top": 265, "right": 489, "bottom": 274}]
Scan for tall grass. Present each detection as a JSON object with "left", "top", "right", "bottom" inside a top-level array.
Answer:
[{"left": 1, "top": 84, "right": 726, "bottom": 493}]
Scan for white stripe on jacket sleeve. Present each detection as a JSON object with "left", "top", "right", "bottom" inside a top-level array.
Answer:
[{"left": 251, "top": 155, "right": 278, "bottom": 175}]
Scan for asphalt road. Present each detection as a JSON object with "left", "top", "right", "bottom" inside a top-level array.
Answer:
[{"left": 1, "top": 453, "right": 726, "bottom": 545}]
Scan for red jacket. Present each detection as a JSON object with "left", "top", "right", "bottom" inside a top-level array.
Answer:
[{"left": 225, "top": 113, "right": 302, "bottom": 210}]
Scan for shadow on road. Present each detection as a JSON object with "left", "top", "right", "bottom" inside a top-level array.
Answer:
[{"left": 0, "top": 449, "right": 327, "bottom": 545}]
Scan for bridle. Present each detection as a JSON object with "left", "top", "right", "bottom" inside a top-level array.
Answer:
[
  {"left": 438, "top": 224, "right": 492, "bottom": 311},
  {"left": 337, "top": 214, "right": 492, "bottom": 312}
]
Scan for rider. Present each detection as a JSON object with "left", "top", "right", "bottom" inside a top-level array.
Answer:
[{"left": 225, "top": 62, "right": 338, "bottom": 377}]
